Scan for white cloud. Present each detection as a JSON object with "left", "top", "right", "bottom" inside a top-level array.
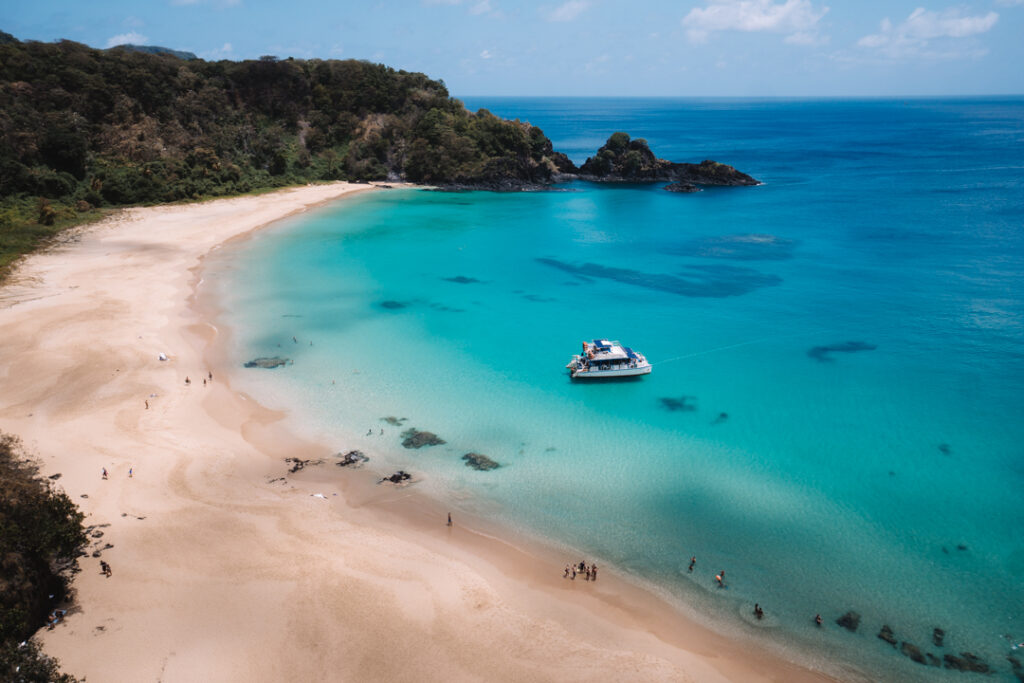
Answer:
[
  {"left": 682, "top": 0, "right": 828, "bottom": 44},
  {"left": 426, "top": 0, "right": 499, "bottom": 16},
  {"left": 469, "top": 0, "right": 492, "bottom": 14},
  {"left": 784, "top": 30, "right": 828, "bottom": 45},
  {"left": 995, "top": 0, "right": 1024, "bottom": 6},
  {"left": 105, "top": 31, "right": 147, "bottom": 47},
  {"left": 584, "top": 53, "right": 610, "bottom": 71},
  {"left": 546, "top": 0, "right": 589, "bottom": 22},
  {"left": 202, "top": 42, "right": 234, "bottom": 59},
  {"left": 857, "top": 7, "right": 998, "bottom": 59},
  {"left": 480, "top": 49, "right": 493, "bottom": 59}
]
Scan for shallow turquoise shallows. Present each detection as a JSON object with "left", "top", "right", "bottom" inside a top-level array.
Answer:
[{"left": 209, "top": 98, "right": 1024, "bottom": 681}]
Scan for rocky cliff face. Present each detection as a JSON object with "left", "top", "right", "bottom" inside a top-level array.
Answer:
[{"left": 575, "top": 132, "right": 759, "bottom": 186}]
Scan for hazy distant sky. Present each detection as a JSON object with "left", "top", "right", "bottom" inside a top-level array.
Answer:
[{"left": 6, "top": 0, "right": 1023, "bottom": 96}]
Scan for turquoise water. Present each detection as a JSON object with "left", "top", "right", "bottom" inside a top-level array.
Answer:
[{"left": 210, "top": 98, "right": 1024, "bottom": 680}]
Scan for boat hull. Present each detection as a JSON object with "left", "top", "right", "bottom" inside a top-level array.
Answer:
[{"left": 570, "top": 365, "right": 652, "bottom": 380}]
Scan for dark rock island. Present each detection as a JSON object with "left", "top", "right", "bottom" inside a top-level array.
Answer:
[{"left": 573, "top": 132, "right": 760, "bottom": 187}]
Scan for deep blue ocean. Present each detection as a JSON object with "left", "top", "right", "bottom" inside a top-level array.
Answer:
[{"left": 209, "top": 98, "right": 1024, "bottom": 680}]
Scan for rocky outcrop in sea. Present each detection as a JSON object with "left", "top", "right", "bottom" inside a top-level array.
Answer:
[{"left": 575, "top": 133, "right": 760, "bottom": 186}]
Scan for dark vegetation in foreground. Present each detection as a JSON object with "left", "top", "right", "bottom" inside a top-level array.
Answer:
[{"left": 0, "top": 432, "right": 86, "bottom": 682}]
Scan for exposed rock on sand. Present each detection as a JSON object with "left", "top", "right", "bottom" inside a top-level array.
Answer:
[
  {"left": 462, "top": 453, "right": 500, "bottom": 471},
  {"left": 285, "top": 457, "right": 321, "bottom": 473},
  {"left": 836, "top": 611, "right": 860, "bottom": 632},
  {"left": 379, "top": 470, "right": 412, "bottom": 484},
  {"left": 335, "top": 450, "right": 368, "bottom": 467},
  {"left": 401, "top": 428, "right": 445, "bottom": 449},
  {"left": 244, "top": 356, "right": 292, "bottom": 369}
]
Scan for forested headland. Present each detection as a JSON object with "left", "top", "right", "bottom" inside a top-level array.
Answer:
[{"left": 0, "top": 31, "right": 573, "bottom": 275}]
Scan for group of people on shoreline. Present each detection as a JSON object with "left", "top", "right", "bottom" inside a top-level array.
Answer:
[{"left": 563, "top": 560, "right": 598, "bottom": 581}]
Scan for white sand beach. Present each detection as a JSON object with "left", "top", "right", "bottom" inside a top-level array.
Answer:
[{"left": 0, "top": 183, "right": 837, "bottom": 682}]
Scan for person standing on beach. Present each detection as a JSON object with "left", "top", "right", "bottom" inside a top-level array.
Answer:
[
  {"left": 102, "top": 467, "right": 107, "bottom": 480},
  {"left": 145, "top": 399, "right": 149, "bottom": 410},
  {"left": 592, "top": 565, "right": 598, "bottom": 581},
  {"left": 128, "top": 467, "right": 133, "bottom": 478},
  {"left": 446, "top": 512, "right": 452, "bottom": 527}
]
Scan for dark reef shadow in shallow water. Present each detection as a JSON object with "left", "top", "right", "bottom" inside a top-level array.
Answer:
[
  {"left": 378, "top": 300, "right": 408, "bottom": 310},
  {"left": 807, "top": 341, "right": 877, "bottom": 362},
  {"left": 660, "top": 396, "right": 698, "bottom": 412},
  {"left": 536, "top": 259, "right": 781, "bottom": 298},
  {"left": 429, "top": 302, "right": 465, "bottom": 313},
  {"left": 442, "top": 275, "right": 482, "bottom": 284},
  {"left": 671, "top": 234, "right": 797, "bottom": 261}
]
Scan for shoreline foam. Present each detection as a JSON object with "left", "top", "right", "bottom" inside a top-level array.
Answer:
[{"left": 0, "top": 182, "right": 840, "bottom": 681}]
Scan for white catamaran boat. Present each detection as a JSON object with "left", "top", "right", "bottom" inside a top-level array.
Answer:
[{"left": 566, "top": 339, "right": 652, "bottom": 379}]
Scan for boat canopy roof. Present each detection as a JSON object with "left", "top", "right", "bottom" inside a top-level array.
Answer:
[{"left": 586, "top": 339, "right": 629, "bottom": 361}]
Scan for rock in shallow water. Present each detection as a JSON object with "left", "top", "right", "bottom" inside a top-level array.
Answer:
[
  {"left": 244, "top": 356, "right": 292, "bottom": 369},
  {"left": 878, "top": 625, "right": 897, "bottom": 647},
  {"left": 943, "top": 652, "right": 990, "bottom": 673},
  {"left": 462, "top": 453, "right": 501, "bottom": 470},
  {"left": 664, "top": 181, "right": 700, "bottom": 193},
  {"left": 836, "top": 611, "right": 861, "bottom": 632},
  {"left": 900, "top": 642, "right": 926, "bottom": 665},
  {"left": 401, "top": 428, "right": 446, "bottom": 449}
]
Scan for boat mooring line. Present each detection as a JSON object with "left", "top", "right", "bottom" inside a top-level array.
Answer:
[{"left": 653, "top": 331, "right": 828, "bottom": 367}]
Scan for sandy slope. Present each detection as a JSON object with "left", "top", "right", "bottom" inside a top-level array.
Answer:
[{"left": 0, "top": 183, "right": 838, "bottom": 682}]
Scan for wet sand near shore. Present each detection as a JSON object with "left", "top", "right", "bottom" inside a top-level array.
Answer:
[{"left": 0, "top": 182, "right": 844, "bottom": 682}]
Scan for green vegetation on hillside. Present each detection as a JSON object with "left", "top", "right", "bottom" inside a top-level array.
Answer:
[
  {"left": 0, "top": 33, "right": 572, "bottom": 278},
  {"left": 0, "top": 432, "right": 86, "bottom": 682}
]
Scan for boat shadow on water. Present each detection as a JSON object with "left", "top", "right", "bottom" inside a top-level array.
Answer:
[{"left": 567, "top": 374, "right": 646, "bottom": 384}]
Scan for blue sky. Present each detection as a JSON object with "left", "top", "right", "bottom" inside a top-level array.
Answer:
[{"left": 6, "top": 0, "right": 1023, "bottom": 96}]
